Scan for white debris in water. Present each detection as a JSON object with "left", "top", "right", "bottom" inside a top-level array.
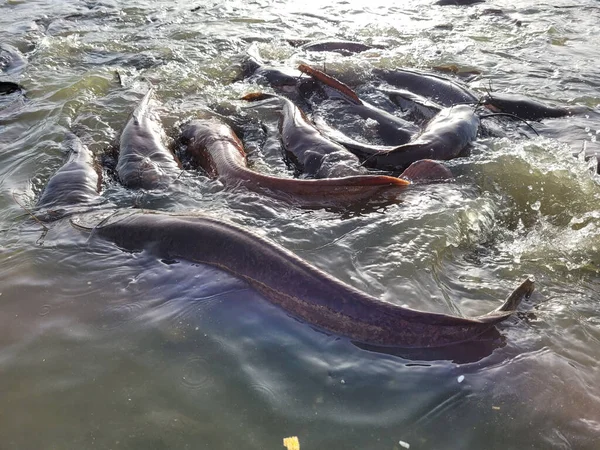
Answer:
[
  {"left": 530, "top": 200, "right": 541, "bottom": 211},
  {"left": 457, "top": 375, "right": 465, "bottom": 383},
  {"left": 340, "top": 379, "right": 345, "bottom": 384},
  {"left": 399, "top": 440, "right": 410, "bottom": 448},
  {"left": 365, "top": 118, "right": 378, "bottom": 128}
]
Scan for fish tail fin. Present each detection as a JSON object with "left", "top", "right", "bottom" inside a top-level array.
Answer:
[
  {"left": 241, "top": 92, "right": 279, "bottom": 102},
  {"left": 495, "top": 278, "right": 535, "bottom": 313},
  {"left": 297, "top": 63, "right": 362, "bottom": 105},
  {"left": 474, "top": 278, "right": 534, "bottom": 323}
]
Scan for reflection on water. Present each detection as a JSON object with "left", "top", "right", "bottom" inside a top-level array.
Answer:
[{"left": 1, "top": 0, "right": 600, "bottom": 448}]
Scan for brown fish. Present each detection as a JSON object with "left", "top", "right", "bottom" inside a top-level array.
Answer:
[{"left": 180, "top": 117, "right": 410, "bottom": 208}]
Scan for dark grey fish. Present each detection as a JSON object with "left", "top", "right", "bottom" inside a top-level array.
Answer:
[
  {"left": 83, "top": 211, "right": 534, "bottom": 348},
  {"left": 482, "top": 91, "right": 589, "bottom": 121},
  {"left": 372, "top": 67, "right": 479, "bottom": 107},
  {"left": 436, "top": 0, "right": 485, "bottom": 5},
  {"left": 298, "top": 63, "right": 420, "bottom": 146},
  {"left": 116, "top": 89, "right": 182, "bottom": 189},
  {"left": 37, "top": 133, "right": 103, "bottom": 220},
  {"left": 299, "top": 39, "right": 381, "bottom": 55},
  {"left": 338, "top": 105, "right": 480, "bottom": 171},
  {"left": 242, "top": 92, "right": 370, "bottom": 178}
]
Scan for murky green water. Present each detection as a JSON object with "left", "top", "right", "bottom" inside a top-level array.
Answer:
[{"left": 1, "top": 1, "right": 600, "bottom": 449}]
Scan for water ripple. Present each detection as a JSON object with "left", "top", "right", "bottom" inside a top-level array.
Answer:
[{"left": 180, "top": 355, "right": 212, "bottom": 391}]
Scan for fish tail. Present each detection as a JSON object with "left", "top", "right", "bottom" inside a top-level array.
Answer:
[
  {"left": 297, "top": 63, "right": 362, "bottom": 105},
  {"left": 495, "top": 278, "right": 535, "bottom": 313},
  {"left": 240, "top": 92, "right": 279, "bottom": 102},
  {"left": 475, "top": 278, "right": 535, "bottom": 323}
]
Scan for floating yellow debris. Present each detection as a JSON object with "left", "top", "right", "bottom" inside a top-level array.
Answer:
[
  {"left": 283, "top": 436, "right": 300, "bottom": 450},
  {"left": 492, "top": 406, "right": 501, "bottom": 410}
]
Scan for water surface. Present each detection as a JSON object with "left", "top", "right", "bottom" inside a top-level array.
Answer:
[{"left": 1, "top": 1, "right": 600, "bottom": 449}]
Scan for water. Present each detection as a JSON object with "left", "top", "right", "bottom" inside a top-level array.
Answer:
[{"left": 1, "top": 0, "right": 600, "bottom": 448}]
